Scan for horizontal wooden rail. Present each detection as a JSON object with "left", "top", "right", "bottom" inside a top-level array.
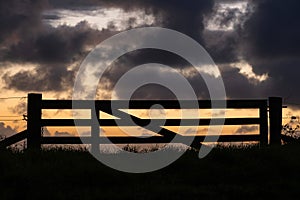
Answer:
[
  {"left": 42, "top": 99, "right": 268, "bottom": 109},
  {"left": 41, "top": 118, "right": 261, "bottom": 127},
  {"left": 41, "top": 134, "right": 260, "bottom": 144},
  {"left": 0, "top": 130, "right": 27, "bottom": 148}
]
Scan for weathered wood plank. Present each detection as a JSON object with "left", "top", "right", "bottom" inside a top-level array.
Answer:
[
  {"left": 42, "top": 99, "right": 268, "bottom": 109},
  {"left": 0, "top": 130, "right": 27, "bottom": 148},
  {"left": 41, "top": 134, "right": 260, "bottom": 144},
  {"left": 269, "top": 97, "right": 282, "bottom": 145},
  {"left": 259, "top": 101, "right": 268, "bottom": 147},
  {"left": 27, "top": 93, "right": 42, "bottom": 150},
  {"left": 41, "top": 118, "right": 261, "bottom": 127}
]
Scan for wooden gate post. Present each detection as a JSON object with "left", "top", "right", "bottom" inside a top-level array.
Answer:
[
  {"left": 259, "top": 100, "right": 268, "bottom": 147},
  {"left": 91, "top": 108, "right": 100, "bottom": 154},
  {"left": 27, "top": 93, "right": 42, "bottom": 150},
  {"left": 269, "top": 97, "right": 282, "bottom": 146}
]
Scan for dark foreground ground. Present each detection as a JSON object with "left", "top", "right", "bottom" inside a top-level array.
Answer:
[{"left": 1, "top": 144, "right": 300, "bottom": 200}]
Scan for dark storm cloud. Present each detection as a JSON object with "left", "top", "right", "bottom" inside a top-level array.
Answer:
[
  {"left": 237, "top": 0, "right": 300, "bottom": 106},
  {"left": 0, "top": 0, "right": 46, "bottom": 46},
  {"left": 1, "top": 1, "right": 118, "bottom": 92},
  {"left": 203, "top": 30, "right": 241, "bottom": 64},
  {"left": 2, "top": 0, "right": 300, "bottom": 108},
  {"left": 4, "top": 21, "right": 111, "bottom": 63},
  {"left": 102, "top": 49, "right": 190, "bottom": 83},
  {"left": 240, "top": 0, "right": 300, "bottom": 86},
  {"left": 200, "top": 0, "right": 300, "bottom": 107},
  {"left": 2, "top": 0, "right": 215, "bottom": 93},
  {"left": 98, "top": 49, "right": 212, "bottom": 100},
  {"left": 48, "top": 0, "right": 215, "bottom": 41},
  {"left": 243, "top": 0, "right": 300, "bottom": 60},
  {"left": 245, "top": 58, "right": 300, "bottom": 106},
  {"left": 220, "top": 66, "right": 268, "bottom": 99},
  {"left": 3, "top": 64, "right": 74, "bottom": 92},
  {"left": 3, "top": 23, "right": 118, "bottom": 92},
  {"left": 202, "top": 1, "right": 253, "bottom": 64}
]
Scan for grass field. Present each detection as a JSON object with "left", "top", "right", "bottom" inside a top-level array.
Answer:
[{"left": 1, "top": 144, "right": 300, "bottom": 199}]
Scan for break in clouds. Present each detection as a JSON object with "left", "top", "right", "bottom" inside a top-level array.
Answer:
[{"left": 0, "top": 0, "right": 300, "bottom": 107}]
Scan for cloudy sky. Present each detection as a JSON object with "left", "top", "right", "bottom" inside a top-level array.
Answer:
[{"left": 0, "top": 0, "right": 299, "bottom": 136}]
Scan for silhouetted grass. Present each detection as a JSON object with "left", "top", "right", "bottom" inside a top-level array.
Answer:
[{"left": 1, "top": 144, "right": 300, "bottom": 199}]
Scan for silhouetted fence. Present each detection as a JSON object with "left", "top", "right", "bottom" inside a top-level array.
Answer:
[{"left": 1, "top": 93, "right": 283, "bottom": 150}]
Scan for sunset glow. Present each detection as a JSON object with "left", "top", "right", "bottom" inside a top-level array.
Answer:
[{"left": 1, "top": 0, "right": 299, "bottom": 140}]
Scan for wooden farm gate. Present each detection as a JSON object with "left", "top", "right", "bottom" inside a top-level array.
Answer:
[{"left": 0, "top": 94, "right": 283, "bottom": 150}]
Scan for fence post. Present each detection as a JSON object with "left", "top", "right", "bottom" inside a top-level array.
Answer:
[
  {"left": 259, "top": 100, "right": 268, "bottom": 147},
  {"left": 91, "top": 108, "right": 100, "bottom": 154},
  {"left": 27, "top": 93, "right": 42, "bottom": 151},
  {"left": 269, "top": 97, "right": 282, "bottom": 146}
]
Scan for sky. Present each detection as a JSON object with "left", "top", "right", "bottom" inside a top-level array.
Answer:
[{"left": 0, "top": 0, "right": 300, "bottom": 138}]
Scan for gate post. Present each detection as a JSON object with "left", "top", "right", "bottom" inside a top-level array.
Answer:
[
  {"left": 269, "top": 97, "right": 282, "bottom": 146},
  {"left": 27, "top": 93, "right": 42, "bottom": 151},
  {"left": 91, "top": 107, "right": 100, "bottom": 154},
  {"left": 259, "top": 100, "right": 268, "bottom": 147}
]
